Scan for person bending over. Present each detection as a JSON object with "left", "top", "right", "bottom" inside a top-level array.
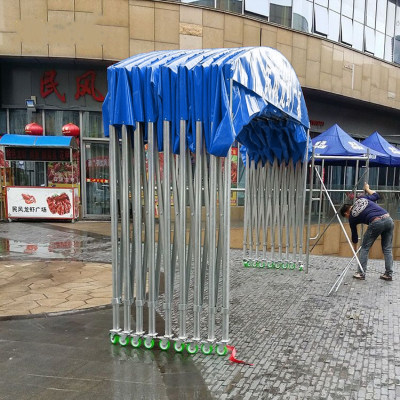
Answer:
[{"left": 339, "top": 182, "right": 394, "bottom": 281}]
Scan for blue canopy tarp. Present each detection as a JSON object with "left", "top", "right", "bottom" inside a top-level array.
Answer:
[
  {"left": 361, "top": 131, "right": 400, "bottom": 166},
  {"left": 311, "top": 124, "right": 388, "bottom": 163},
  {"left": 0, "top": 134, "right": 77, "bottom": 148},
  {"left": 103, "top": 47, "right": 310, "bottom": 164}
]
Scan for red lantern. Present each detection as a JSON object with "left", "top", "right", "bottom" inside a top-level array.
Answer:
[
  {"left": 25, "top": 122, "right": 43, "bottom": 135},
  {"left": 62, "top": 123, "right": 80, "bottom": 137}
]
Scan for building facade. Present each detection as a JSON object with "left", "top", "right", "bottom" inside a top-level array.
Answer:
[{"left": 0, "top": 0, "right": 399, "bottom": 220}]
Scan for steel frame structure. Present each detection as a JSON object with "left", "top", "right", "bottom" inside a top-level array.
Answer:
[
  {"left": 305, "top": 151, "right": 371, "bottom": 294},
  {"left": 108, "top": 116, "right": 232, "bottom": 355}
]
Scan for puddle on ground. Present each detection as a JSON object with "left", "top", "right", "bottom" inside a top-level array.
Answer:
[{"left": 0, "top": 237, "right": 84, "bottom": 258}]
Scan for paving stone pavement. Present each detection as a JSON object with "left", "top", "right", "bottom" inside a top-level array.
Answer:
[
  {"left": 191, "top": 251, "right": 400, "bottom": 400},
  {"left": 0, "top": 221, "right": 399, "bottom": 399},
  {"left": 0, "top": 260, "right": 111, "bottom": 317}
]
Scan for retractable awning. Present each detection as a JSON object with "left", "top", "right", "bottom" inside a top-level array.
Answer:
[{"left": 103, "top": 47, "right": 310, "bottom": 164}]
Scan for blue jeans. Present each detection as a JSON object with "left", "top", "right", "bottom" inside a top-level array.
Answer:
[{"left": 358, "top": 217, "right": 394, "bottom": 276}]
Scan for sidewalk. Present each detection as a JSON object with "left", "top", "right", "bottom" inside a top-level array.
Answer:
[
  {"left": 0, "top": 221, "right": 113, "bottom": 318},
  {"left": 0, "top": 260, "right": 111, "bottom": 317},
  {"left": 1, "top": 221, "right": 400, "bottom": 399}
]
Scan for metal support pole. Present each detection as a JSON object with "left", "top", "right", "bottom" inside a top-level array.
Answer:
[
  {"left": 328, "top": 247, "right": 362, "bottom": 295},
  {"left": 314, "top": 167, "right": 364, "bottom": 274},
  {"left": 207, "top": 154, "right": 217, "bottom": 342},
  {"left": 163, "top": 120, "right": 173, "bottom": 339},
  {"left": 242, "top": 153, "right": 250, "bottom": 262},
  {"left": 121, "top": 125, "right": 132, "bottom": 337},
  {"left": 221, "top": 147, "right": 231, "bottom": 344},
  {"left": 221, "top": 78, "right": 233, "bottom": 345},
  {"left": 305, "top": 145, "right": 315, "bottom": 271},
  {"left": 133, "top": 123, "right": 145, "bottom": 339},
  {"left": 109, "top": 125, "right": 121, "bottom": 336},
  {"left": 193, "top": 121, "right": 202, "bottom": 341},
  {"left": 178, "top": 120, "right": 187, "bottom": 342},
  {"left": 147, "top": 122, "right": 157, "bottom": 339}
]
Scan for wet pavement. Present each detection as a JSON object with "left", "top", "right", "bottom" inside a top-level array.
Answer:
[
  {"left": 0, "top": 221, "right": 400, "bottom": 399},
  {"left": 0, "top": 309, "right": 212, "bottom": 400},
  {"left": 0, "top": 222, "right": 112, "bottom": 318},
  {"left": 0, "top": 221, "right": 111, "bottom": 263}
]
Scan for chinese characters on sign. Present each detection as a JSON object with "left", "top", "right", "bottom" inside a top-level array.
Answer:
[
  {"left": 12, "top": 206, "right": 47, "bottom": 213},
  {"left": 40, "top": 70, "right": 66, "bottom": 103},
  {"left": 40, "top": 69, "right": 104, "bottom": 103},
  {"left": 75, "top": 71, "right": 105, "bottom": 102}
]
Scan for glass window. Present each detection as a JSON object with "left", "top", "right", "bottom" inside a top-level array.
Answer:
[
  {"left": 366, "top": 0, "right": 377, "bottom": 28},
  {"left": 375, "top": 31, "right": 385, "bottom": 57},
  {"left": 292, "top": 0, "right": 313, "bottom": 33},
  {"left": 342, "top": 0, "right": 354, "bottom": 18},
  {"left": 376, "top": 0, "right": 387, "bottom": 33},
  {"left": 9, "top": 109, "right": 41, "bottom": 134},
  {"left": 353, "top": 21, "right": 364, "bottom": 50},
  {"left": 314, "top": 5, "right": 329, "bottom": 36},
  {"left": 0, "top": 109, "right": 7, "bottom": 133},
  {"left": 45, "top": 110, "right": 79, "bottom": 136},
  {"left": 270, "top": 0, "right": 291, "bottom": 6},
  {"left": 387, "top": 1, "right": 396, "bottom": 37},
  {"left": 82, "top": 112, "right": 104, "bottom": 138},
  {"left": 270, "top": 1, "right": 292, "bottom": 27},
  {"left": 216, "top": 0, "right": 243, "bottom": 13},
  {"left": 354, "top": 0, "right": 366, "bottom": 23},
  {"left": 9, "top": 110, "right": 26, "bottom": 134},
  {"left": 394, "top": 35, "right": 400, "bottom": 63},
  {"left": 341, "top": 16, "right": 353, "bottom": 45},
  {"left": 10, "top": 161, "right": 45, "bottom": 187},
  {"left": 384, "top": 34, "right": 393, "bottom": 61},
  {"left": 244, "top": 0, "right": 270, "bottom": 17},
  {"left": 85, "top": 142, "right": 110, "bottom": 215},
  {"left": 365, "top": 26, "right": 376, "bottom": 53},
  {"left": 329, "top": 0, "right": 340, "bottom": 13},
  {"left": 328, "top": 10, "right": 340, "bottom": 41},
  {"left": 396, "top": 1, "right": 400, "bottom": 35},
  {"left": 315, "top": 0, "right": 328, "bottom": 7}
]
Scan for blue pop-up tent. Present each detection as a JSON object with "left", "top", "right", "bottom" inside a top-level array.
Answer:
[
  {"left": 311, "top": 124, "right": 387, "bottom": 162},
  {"left": 102, "top": 47, "right": 311, "bottom": 165},
  {"left": 361, "top": 131, "right": 400, "bottom": 166}
]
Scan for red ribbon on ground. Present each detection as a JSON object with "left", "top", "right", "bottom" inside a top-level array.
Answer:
[{"left": 226, "top": 345, "right": 253, "bottom": 366}]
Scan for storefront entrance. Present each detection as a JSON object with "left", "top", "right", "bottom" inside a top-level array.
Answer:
[{"left": 81, "top": 139, "right": 110, "bottom": 218}]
